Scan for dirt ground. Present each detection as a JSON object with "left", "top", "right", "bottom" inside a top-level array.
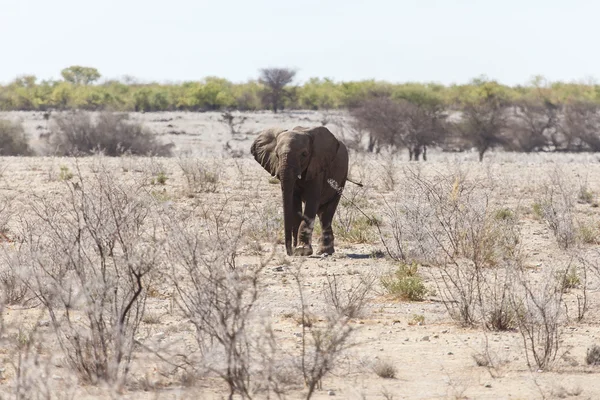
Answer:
[{"left": 2, "top": 111, "right": 600, "bottom": 399}]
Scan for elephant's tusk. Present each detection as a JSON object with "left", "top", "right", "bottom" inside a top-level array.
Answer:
[{"left": 297, "top": 174, "right": 302, "bottom": 179}]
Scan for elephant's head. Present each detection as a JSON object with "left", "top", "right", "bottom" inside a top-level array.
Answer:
[{"left": 251, "top": 126, "right": 340, "bottom": 255}]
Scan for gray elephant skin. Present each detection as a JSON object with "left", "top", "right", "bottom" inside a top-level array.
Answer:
[{"left": 251, "top": 126, "right": 349, "bottom": 256}]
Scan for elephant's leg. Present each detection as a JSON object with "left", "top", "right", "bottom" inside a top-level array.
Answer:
[
  {"left": 294, "top": 193, "right": 320, "bottom": 257},
  {"left": 292, "top": 195, "right": 303, "bottom": 248},
  {"left": 316, "top": 194, "right": 342, "bottom": 255}
]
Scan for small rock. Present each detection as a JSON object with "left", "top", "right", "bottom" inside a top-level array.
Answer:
[
  {"left": 422, "top": 336, "right": 430, "bottom": 342},
  {"left": 433, "top": 335, "right": 439, "bottom": 339},
  {"left": 448, "top": 352, "right": 454, "bottom": 355},
  {"left": 485, "top": 383, "right": 492, "bottom": 388},
  {"left": 273, "top": 266, "right": 284, "bottom": 272},
  {"left": 441, "top": 330, "right": 449, "bottom": 334},
  {"left": 328, "top": 390, "right": 336, "bottom": 396},
  {"left": 39, "top": 320, "right": 50, "bottom": 327}
]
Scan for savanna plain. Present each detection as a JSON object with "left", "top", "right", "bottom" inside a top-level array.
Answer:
[{"left": 2, "top": 110, "right": 600, "bottom": 400}]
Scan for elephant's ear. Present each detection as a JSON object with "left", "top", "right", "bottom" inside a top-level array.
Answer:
[
  {"left": 292, "top": 126, "right": 309, "bottom": 131},
  {"left": 305, "top": 126, "right": 340, "bottom": 181},
  {"left": 251, "top": 127, "right": 286, "bottom": 176}
]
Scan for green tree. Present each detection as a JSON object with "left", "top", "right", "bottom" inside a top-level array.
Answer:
[
  {"left": 61, "top": 66, "right": 101, "bottom": 85},
  {"left": 233, "top": 81, "right": 262, "bottom": 110},
  {"left": 50, "top": 82, "right": 75, "bottom": 109},
  {"left": 453, "top": 78, "right": 512, "bottom": 161},
  {"left": 298, "top": 77, "right": 343, "bottom": 110}
]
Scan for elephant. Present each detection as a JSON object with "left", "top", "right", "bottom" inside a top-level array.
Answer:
[{"left": 251, "top": 126, "right": 349, "bottom": 256}]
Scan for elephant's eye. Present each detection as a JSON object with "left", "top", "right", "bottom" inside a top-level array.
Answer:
[{"left": 301, "top": 151, "right": 308, "bottom": 157}]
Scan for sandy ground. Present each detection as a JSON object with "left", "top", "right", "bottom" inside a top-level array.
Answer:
[{"left": 1, "top": 111, "right": 600, "bottom": 399}]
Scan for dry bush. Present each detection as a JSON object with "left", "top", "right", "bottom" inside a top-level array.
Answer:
[
  {"left": 293, "top": 269, "right": 357, "bottom": 400},
  {"left": 586, "top": 345, "right": 600, "bottom": 365},
  {"left": 0, "top": 192, "right": 12, "bottom": 242},
  {"left": 46, "top": 111, "right": 173, "bottom": 156},
  {"left": 351, "top": 97, "right": 402, "bottom": 153},
  {"left": 453, "top": 93, "right": 510, "bottom": 161},
  {"left": 164, "top": 200, "right": 292, "bottom": 399},
  {"left": 247, "top": 201, "right": 283, "bottom": 246},
  {"left": 0, "top": 119, "right": 33, "bottom": 156},
  {"left": 510, "top": 266, "right": 567, "bottom": 370},
  {"left": 378, "top": 167, "right": 521, "bottom": 326},
  {"left": 576, "top": 178, "right": 595, "bottom": 205},
  {"left": 537, "top": 168, "right": 576, "bottom": 249},
  {"left": 0, "top": 263, "right": 29, "bottom": 306},
  {"left": 0, "top": 195, "right": 30, "bottom": 305},
  {"left": 220, "top": 111, "right": 248, "bottom": 135},
  {"left": 507, "top": 98, "right": 558, "bottom": 152},
  {"left": 177, "top": 157, "right": 220, "bottom": 195},
  {"left": 333, "top": 183, "right": 376, "bottom": 244},
  {"left": 481, "top": 263, "right": 519, "bottom": 332},
  {"left": 351, "top": 97, "right": 447, "bottom": 159},
  {"left": 376, "top": 152, "right": 400, "bottom": 191},
  {"left": 322, "top": 273, "right": 376, "bottom": 319},
  {"left": 571, "top": 256, "right": 593, "bottom": 322},
  {"left": 4, "top": 318, "right": 79, "bottom": 400},
  {"left": 372, "top": 360, "right": 397, "bottom": 379},
  {"left": 10, "top": 164, "right": 161, "bottom": 388},
  {"left": 559, "top": 101, "right": 600, "bottom": 151}
]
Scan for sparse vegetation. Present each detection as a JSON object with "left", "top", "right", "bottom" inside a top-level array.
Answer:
[
  {"left": 3, "top": 110, "right": 600, "bottom": 397},
  {"left": 381, "top": 262, "right": 428, "bottom": 301},
  {"left": 9, "top": 164, "right": 160, "bottom": 388},
  {"left": 46, "top": 111, "right": 173, "bottom": 156},
  {"left": 558, "top": 266, "right": 581, "bottom": 292},
  {"left": 577, "top": 221, "right": 599, "bottom": 244},
  {"left": 408, "top": 314, "right": 425, "bottom": 325},
  {"left": 177, "top": 157, "right": 220, "bottom": 194},
  {"left": 538, "top": 169, "right": 577, "bottom": 249},
  {"left": 323, "top": 273, "right": 375, "bottom": 318},
  {"left": 153, "top": 171, "right": 168, "bottom": 185},
  {"left": 372, "top": 360, "right": 397, "bottom": 379},
  {"left": 511, "top": 267, "right": 566, "bottom": 370},
  {"left": 58, "top": 165, "right": 73, "bottom": 180}
]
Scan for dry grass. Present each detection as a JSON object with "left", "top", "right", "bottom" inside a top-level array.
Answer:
[
  {"left": 2, "top": 138, "right": 600, "bottom": 398},
  {"left": 177, "top": 157, "right": 220, "bottom": 195}
]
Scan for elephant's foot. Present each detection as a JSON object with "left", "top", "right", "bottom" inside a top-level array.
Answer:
[
  {"left": 293, "top": 245, "right": 313, "bottom": 256},
  {"left": 316, "top": 245, "right": 335, "bottom": 256},
  {"left": 317, "top": 232, "right": 335, "bottom": 255}
]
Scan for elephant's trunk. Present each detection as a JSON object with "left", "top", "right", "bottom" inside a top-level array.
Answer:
[{"left": 280, "top": 156, "right": 299, "bottom": 256}]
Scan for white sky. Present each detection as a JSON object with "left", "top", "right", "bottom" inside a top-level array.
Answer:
[{"left": 2, "top": 0, "right": 599, "bottom": 85}]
